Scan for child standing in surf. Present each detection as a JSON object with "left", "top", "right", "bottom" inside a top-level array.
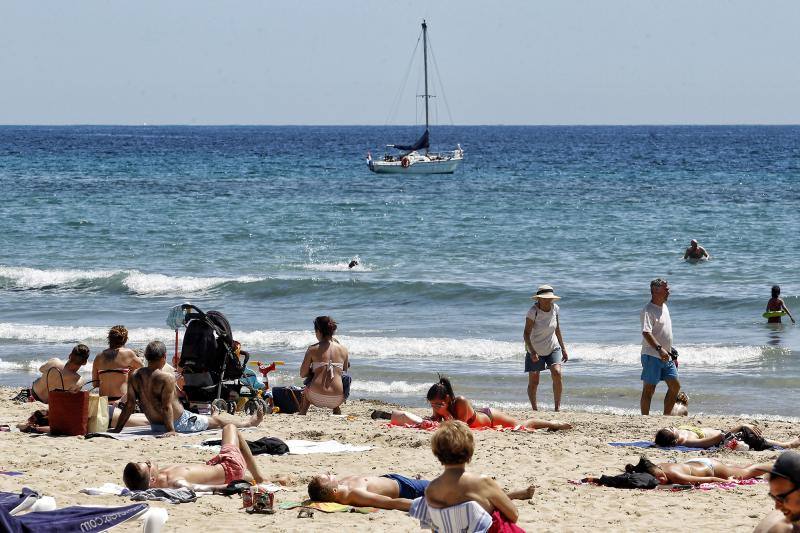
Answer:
[{"left": 766, "top": 285, "right": 795, "bottom": 324}]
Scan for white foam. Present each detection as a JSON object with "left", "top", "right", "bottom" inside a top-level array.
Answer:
[
  {"left": 0, "top": 321, "right": 782, "bottom": 368},
  {"left": 0, "top": 358, "right": 47, "bottom": 374},
  {"left": 349, "top": 380, "right": 429, "bottom": 394},
  {"left": 0, "top": 265, "right": 117, "bottom": 289},
  {"left": 122, "top": 272, "right": 262, "bottom": 295}
]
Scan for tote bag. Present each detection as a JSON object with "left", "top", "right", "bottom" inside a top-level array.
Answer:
[
  {"left": 47, "top": 368, "right": 89, "bottom": 436},
  {"left": 87, "top": 384, "right": 109, "bottom": 433}
]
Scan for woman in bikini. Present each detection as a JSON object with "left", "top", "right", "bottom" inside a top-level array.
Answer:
[
  {"left": 92, "top": 325, "right": 144, "bottom": 403},
  {"left": 375, "top": 376, "right": 571, "bottom": 431},
  {"left": 299, "top": 316, "right": 349, "bottom": 415},
  {"left": 585, "top": 455, "right": 773, "bottom": 486},
  {"left": 655, "top": 424, "right": 800, "bottom": 450}
]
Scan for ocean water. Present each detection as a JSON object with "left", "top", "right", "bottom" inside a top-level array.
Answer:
[{"left": 0, "top": 125, "right": 798, "bottom": 417}]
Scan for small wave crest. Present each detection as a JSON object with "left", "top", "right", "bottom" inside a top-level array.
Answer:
[
  {"left": 349, "top": 380, "right": 430, "bottom": 394},
  {"left": 0, "top": 265, "right": 263, "bottom": 296},
  {"left": 0, "top": 358, "right": 47, "bottom": 374},
  {"left": 302, "top": 259, "right": 372, "bottom": 272}
]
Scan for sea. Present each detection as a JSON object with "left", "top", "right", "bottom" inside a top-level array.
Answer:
[{"left": 1, "top": 125, "right": 798, "bottom": 418}]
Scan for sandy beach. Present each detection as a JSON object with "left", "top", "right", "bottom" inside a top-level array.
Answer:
[{"left": 0, "top": 388, "right": 793, "bottom": 532}]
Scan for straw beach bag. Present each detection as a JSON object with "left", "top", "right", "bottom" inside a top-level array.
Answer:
[{"left": 87, "top": 383, "right": 109, "bottom": 433}]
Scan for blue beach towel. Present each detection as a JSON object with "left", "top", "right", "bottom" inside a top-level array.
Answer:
[
  {"left": 0, "top": 488, "right": 39, "bottom": 514},
  {"left": 0, "top": 503, "right": 149, "bottom": 532},
  {"left": 608, "top": 441, "right": 716, "bottom": 452}
]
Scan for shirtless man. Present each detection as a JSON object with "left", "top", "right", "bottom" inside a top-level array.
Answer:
[
  {"left": 308, "top": 472, "right": 536, "bottom": 511},
  {"left": 122, "top": 423, "right": 271, "bottom": 491},
  {"left": 683, "top": 239, "right": 710, "bottom": 260},
  {"left": 14, "top": 344, "right": 90, "bottom": 403},
  {"left": 754, "top": 451, "right": 800, "bottom": 533},
  {"left": 111, "top": 340, "right": 263, "bottom": 436},
  {"left": 92, "top": 325, "right": 143, "bottom": 402},
  {"left": 655, "top": 424, "right": 800, "bottom": 450}
]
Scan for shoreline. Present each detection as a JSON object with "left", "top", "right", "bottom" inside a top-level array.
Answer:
[{"left": 1, "top": 387, "right": 793, "bottom": 532}]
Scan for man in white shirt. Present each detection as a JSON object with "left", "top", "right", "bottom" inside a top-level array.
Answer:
[{"left": 640, "top": 278, "right": 680, "bottom": 415}]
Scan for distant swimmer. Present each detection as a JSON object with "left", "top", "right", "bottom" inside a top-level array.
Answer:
[
  {"left": 683, "top": 239, "right": 710, "bottom": 261},
  {"left": 348, "top": 259, "right": 359, "bottom": 269},
  {"left": 766, "top": 285, "right": 796, "bottom": 324}
]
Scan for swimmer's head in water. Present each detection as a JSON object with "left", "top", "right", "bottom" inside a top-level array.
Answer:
[
  {"left": 690, "top": 239, "right": 698, "bottom": 248},
  {"left": 772, "top": 285, "right": 781, "bottom": 298},
  {"left": 348, "top": 259, "right": 359, "bottom": 268},
  {"left": 654, "top": 428, "right": 678, "bottom": 447}
]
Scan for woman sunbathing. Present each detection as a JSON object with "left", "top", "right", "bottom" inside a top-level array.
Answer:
[
  {"left": 655, "top": 424, "right": 800, "bottom": 450},
  {"left": 374, "top": 376, "right": 571, "bottom": 431},
  {"left": 586, "top": 455, "right": 774, "bottom": 486}
]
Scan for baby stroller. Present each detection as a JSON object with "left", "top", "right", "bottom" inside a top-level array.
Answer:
[{"left": 177, "top": 304, "right": 270, "bottom": 415}]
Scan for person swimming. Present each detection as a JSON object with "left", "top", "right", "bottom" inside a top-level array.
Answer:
[{"left": 767, "top": 285, "right": 796, "bottom": 324}]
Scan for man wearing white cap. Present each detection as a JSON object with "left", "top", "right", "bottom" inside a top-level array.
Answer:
[{"left": 523, "top": 285, "right": 569, "bottom": 412}]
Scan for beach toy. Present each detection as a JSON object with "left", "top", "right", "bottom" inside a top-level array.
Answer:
[{"left": 763, "top": 310, "right": 787, "bottom": 319}]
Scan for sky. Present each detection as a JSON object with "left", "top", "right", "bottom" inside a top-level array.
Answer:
[{"left": 1, "top": 1, "right": 799, "bottom": 125}]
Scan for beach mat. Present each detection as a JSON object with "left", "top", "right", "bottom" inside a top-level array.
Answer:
[
  {"left": 278, "top": 500, "right": 378, "bottom": 513},
  {"left": 569, "top": 477, "right": 765, "bottom": 491},
  {"left": 84, "top": 426, "right": 222, "bottom": 440},
  {"left": 388, "top": 422, "right": 534, "bottom": 432},
  {"left": 607, "top": 441, "right": 714, "bottom": 452},
  {"left": 193, "top": 439, "right": 373, "bottom": 455}
]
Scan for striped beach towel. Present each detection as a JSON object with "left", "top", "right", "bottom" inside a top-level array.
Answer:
[{"left": 408, "top": 496, "right": 493, "bottom": 533}]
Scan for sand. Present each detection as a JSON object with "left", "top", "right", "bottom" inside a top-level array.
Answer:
[{"left": 0, "top": 388, "right": 793, "bottom": 532}]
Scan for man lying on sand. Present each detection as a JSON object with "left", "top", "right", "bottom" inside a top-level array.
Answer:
[
  {"left": 112, "top": 340, "right": 263, "bottom": 436},
  {"left": 123, "top": 424, "right": 282, "bottom": 491},
  {"left": 12, "top": 344, "right": 90, "bottom": 404},
  {"left": 655, "top": 424, "right": 800, "bottom": 450},
  {"left": 307, "top": 472, "right": 535, "bottom": 511}
]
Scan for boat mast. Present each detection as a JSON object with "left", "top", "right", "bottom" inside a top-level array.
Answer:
[{"left": 422, "top": 20, "right": 429, "bottom": 152}]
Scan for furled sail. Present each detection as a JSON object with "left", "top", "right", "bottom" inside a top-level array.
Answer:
[{"left": 393, "top": 129, "right": 429, "bottom": 152}]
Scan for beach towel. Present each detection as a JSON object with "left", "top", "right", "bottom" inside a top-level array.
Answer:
[
  {"left": 409, "top": 496, "right": 493, "bottom": 533},
  {"left": 389, "top": 422, "right": 534, "bottom": 432},
  {"left": 80, "top": 484, "right": 130, "bottom": 497},
  {"left": 84, "top": 426, "right": 222, "bottom": 440},
  {"left": 0, "top": 488, "right": 40, "bottom": 514},
  {"left": 0, "top": 503, "right": 151, "bottom": 533},
  {"left": 130, "top": 488, "right": 197, "bottom": 504},
  {"left": 278, "top": 500, "right": 378, "bottom": 513},
  {"left": 284, "top": 439, "right": 373, "bottom": 454},
  {"left": 607, "top": 441, "right": 716, "bottom": 452},
  {"left": 568, "top": 477, "right": 766, "bottom": 491},
  {"left": 489, "top": 510, "right": 526, "bottom": 533}
]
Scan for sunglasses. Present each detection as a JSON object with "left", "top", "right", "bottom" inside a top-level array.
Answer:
[{"left": 769, "top": 485, "right": 800, "bottom": 504}]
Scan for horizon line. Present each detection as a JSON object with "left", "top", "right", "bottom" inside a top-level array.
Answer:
[{"left": 2, "top": 123, "right": 800, "bottom": 128}]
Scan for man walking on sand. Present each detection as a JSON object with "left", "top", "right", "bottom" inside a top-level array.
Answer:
[{"left": 640, "top": 278, "right": 680, "bottom": 415}]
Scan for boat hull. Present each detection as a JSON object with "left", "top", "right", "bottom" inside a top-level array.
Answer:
[{"left": 368, "top": 156, "right": 462, "bottom": 174}]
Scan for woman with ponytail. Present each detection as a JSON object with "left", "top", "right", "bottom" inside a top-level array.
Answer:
[{"left": 372, "top": 375, "right": 572, "bottom": 431}]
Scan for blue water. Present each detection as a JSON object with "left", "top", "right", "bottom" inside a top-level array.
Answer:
[{"left": 1, "top": 125, "right": 798, "bottom": 416}]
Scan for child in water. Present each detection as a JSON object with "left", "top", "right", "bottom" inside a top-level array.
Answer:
[{"left": 767, "top": 285, "right": 795, "bottom": 324}]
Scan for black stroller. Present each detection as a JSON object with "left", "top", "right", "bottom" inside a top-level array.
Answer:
[{"left": 177, "top": 304, "right": 268, "bottom": 415}]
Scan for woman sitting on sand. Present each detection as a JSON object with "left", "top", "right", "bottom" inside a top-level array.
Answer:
[
  {"left": 409, "top": 420, "right": 526, "bottom": 531},
  {"left": 373, "top": 376, "right": 571, "bottom": 431},
  {"left": 92, "top": 325, "right": 143, "bottom": 403},
  {"left": 299, "top": 316, "right": 349, "bottom": 415},
  {"left": 586, "top": 455, "right": 773, "bottom": 486}
]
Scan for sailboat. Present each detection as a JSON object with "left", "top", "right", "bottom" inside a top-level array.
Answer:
[{"left": 367, "top": 21, "right": 464, "bottom": 174}]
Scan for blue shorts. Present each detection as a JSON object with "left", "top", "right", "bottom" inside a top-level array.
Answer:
[
  {"left": 640, "top": 354, "right": 678, "bottom": 385},
  {"left": 525, "top": 348, "right": 562, "bottom": 372},
  {"left": 151, "top": 409, "right": 210, "bottom": 433},
  {"left": 382, "top": 474, "right": 430, "bottom": 499}
]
